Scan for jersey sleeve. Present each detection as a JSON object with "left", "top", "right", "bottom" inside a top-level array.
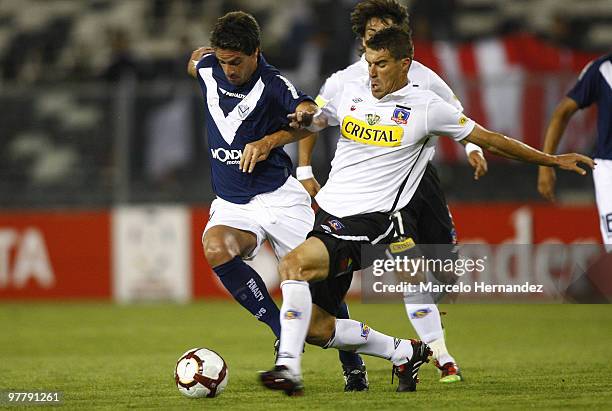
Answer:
[
  {"left": 567, "top": 60, "right": 600, "bottom": 108},
  {"left": 315, "top": 72, "right": 342, "bottom": 108},
  {"left": 426, "top": 95, "right": 475, "bottom": 141},
  {"left": 269, "top": 74, "right": 314, "bottom": 113},
  {"left": 428, "top": 70, "right": 464, "bottom": 111}
]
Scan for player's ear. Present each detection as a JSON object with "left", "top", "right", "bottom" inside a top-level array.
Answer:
[{"left": 402, "top": 57, "right": 412, "bottom": 71}]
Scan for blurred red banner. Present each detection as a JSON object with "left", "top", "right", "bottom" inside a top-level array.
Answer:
[
  {"left": 0, "top": 204, "right": 601, "bottom": 300},
  {"left": 0, "top": 211, "right": 111, "bottom": 300}
]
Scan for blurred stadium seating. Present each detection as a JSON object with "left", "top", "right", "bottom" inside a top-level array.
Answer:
[{"left": 0, "top": 0, "right": 609, "bottom": 207}]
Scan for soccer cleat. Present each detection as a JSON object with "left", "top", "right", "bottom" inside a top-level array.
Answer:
[
  {"left": 435, "top": 360, "right": 463, "bottom": 383},
  {"left": 392, "top": 340, "right": 432, "bottom": 392},
  {"left": 342, "top": 364, "right": 369, "bottom": 392},
  {"left": 259, "top": 365, "right": 304, "bottom": 396}
]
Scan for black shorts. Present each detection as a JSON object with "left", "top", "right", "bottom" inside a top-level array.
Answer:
[
  {"left": 399, "top": 162, "right": 457, "bottom": 245},
  {"left": 307, "top": 208, "right": 394, "bottom": 316}
]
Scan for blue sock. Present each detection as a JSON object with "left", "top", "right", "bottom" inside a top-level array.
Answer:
[
  {"left": 337, "top": 301, "right": 365, "bottom": 368},
  {"left": 213, "top": 256, "right": 281, "bottom": 338}
]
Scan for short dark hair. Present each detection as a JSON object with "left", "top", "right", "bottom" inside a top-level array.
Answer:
[
  {"left": 365, "top": 26, "right": 414, "bottom": 60},
  {"left": 350, "top": 0, "right": 410, "bottom": 39},
  {"left": 211, "top": 11, "right": 260, "bottom": 55}
]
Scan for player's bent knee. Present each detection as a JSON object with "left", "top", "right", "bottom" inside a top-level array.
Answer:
[
  {"left": 202, "top": 238, "right": 236, "bottom": 268},
  {"left": 279, "top": 252, "right": 314, "bottom": 282}
]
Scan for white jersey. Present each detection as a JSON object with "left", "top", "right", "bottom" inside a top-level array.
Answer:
[{"left": 314, "top": 77, "right": 475, "bottom": 217}]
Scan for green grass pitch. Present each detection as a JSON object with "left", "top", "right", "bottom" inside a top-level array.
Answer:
[{"left": 1, "top": 301, "right": 611, "bottom": 410}]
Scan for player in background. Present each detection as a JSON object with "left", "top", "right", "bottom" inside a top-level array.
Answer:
[
  {"left": 187, "top": 11, "right": 367, "bottom": 380},
  {"left": 538, "top": 53, "right": 612, "bottom": 251},
  {"left": 296, "top": 0, "right": 486, "bottom": 386},
  {"left": 241, "top": 27, "right": 594, "bottom": 396}
]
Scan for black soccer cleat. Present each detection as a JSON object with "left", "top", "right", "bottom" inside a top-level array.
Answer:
[
  {"left": 259, "top": 365, "right": 304, "bottom": 396},
  {"left": 343, "top": 364, "right": 369, "bottom": 392},
  {"left": 392, "top": 339, "right": 433, "bottom": 392}
]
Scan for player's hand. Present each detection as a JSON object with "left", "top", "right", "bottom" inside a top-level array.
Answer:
[
  {"left": 537, "top": 166, "right": 557, "bottom": 202},
  {"left": 187, "top": 46, "right": 214, "bottom": 78},
  {"left": 467, "top": 150, "right": 488, "bottom": 180},
  {"left": 553, "top": 153, "right": 595, "bottom": 176},
  {"left": 240, "top": 138, "right": 273, "bottom": 173},
  {"left": 287, "top": 110, "right": 316, "bottom": 129},
  {"left": 299, "top": 177, "right": 321, "bottom": 197}
]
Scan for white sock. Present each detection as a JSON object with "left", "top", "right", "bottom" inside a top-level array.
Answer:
[
  {"left": 275, "top": 280, "right": 312, "bottom": 376},
  {"left": 429, "top": 337, "right": 455, "bottom": 366},
  {"left": 403, "top": 298, "right": 456, "bottom": 365},
  {"left": 403, "top": 302, "right": 444, "bottom": 343},
  {"left": 327, "top": 319, "right": 414, "bottom": 366}
]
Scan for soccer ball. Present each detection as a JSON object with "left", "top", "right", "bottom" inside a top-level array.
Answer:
[{"left": 174, "top": 348, "right": 229, "bottom": 398}]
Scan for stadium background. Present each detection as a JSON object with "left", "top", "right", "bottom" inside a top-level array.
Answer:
[
  {"left": 0, "top": 0, "right": 609, "bottom": 300},
  {"left": 1, "top": 1, "right": 611, "bottom": 409}
]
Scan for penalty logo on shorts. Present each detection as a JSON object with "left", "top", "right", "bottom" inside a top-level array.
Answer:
[{"left": 328, "top": 219, "right": 345, "bottom": 231}]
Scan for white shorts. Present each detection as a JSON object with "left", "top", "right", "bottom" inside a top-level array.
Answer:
[
  {"left": 593, "top": 158, "right": 612, "bottom": 250},
  {"left": 203, "top": 176, "right": 315, "bottom": 259}
]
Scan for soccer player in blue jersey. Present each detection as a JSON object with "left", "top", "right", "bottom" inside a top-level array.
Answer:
[
  {"left": 188, "top": 11, "right": 314, "bottom": 340},
  {"left": 538, "top": 53, "right": 612, "bottom": 251},
  {"left": 187, "top": 11, "right": 368, "bottom": 379}
]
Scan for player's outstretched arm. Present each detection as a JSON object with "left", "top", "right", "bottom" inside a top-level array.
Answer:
[
  {"left": 187, "top": 47, "right": 214, "bottom": 78},
  {"left": 537, "top": 97, "right": 580, "bottom": 202},
  {"left": 240, "top": 101, "right": 319, "bottom": 173},
  {"left": 464, "top": 123, "right": 594, "bottom": 175},
  {"left": 297, "top": 134, "right": 321, "bottom": 196}
]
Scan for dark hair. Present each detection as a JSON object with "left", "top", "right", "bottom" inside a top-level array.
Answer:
[
  {"left": 365, "top": 26, "right": 414, "bottom": 60},
  {"left": 211, "top": 11, "right": 260, "bottom": 55},
  {"left": 350, "top": 0, "right": 410, "bottom": 39}
]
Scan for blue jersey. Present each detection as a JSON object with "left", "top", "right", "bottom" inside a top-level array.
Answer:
[
  {"left": 196, "top": 53, "right": 312, "bottom": 204},
  {"left": 567, "top": 53, "right": 612, "bottom": 160}
]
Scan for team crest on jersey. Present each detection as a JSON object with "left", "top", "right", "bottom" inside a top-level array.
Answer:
[
  {"left": 391, "top": 105, "right": 410, "bottom": 124},
  {"left": 328, "top": 219, "right": 345, "bottom": 231},
  {"left": 366, "top": 113, "right": 380, "bottom": 125},
  {"left": 237, "top": 104, "right": 250, "bottom": 119}
]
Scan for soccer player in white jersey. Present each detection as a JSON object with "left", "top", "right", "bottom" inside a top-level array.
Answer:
[
  {"left": 538, "top": 53, "right": 612, "bottom": 252},
  {"left": 241, "top": 27, "right": 593, "bottom": 396},
  {"left": 295, "top": 0, "right": 486, "bottom": 387},
  {"left": 187, "top": 11, "right": 393, "bottom": 388}
]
